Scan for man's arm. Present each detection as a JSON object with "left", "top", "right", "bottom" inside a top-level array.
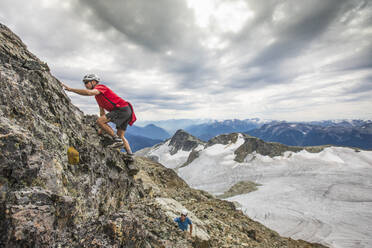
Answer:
[
  {"left": 61, "top": 83, "right": 100, "bottom": 96},
  {"left": 189, "top": 223, "right": 192, "bottom": 235}
]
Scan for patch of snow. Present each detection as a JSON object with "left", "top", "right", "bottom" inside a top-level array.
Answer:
[
  {"left": 194, "top": 144, "right": 205, "bottom": 151},
  {"left": 146, "top": 140, "right": 191, "bottom": 169}
]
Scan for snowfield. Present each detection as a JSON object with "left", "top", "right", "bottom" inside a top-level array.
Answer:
[
  {"left": 225, "top": 148, "right": 372, "bottom": 248},
  {"left": 139, "top": 135, "right": 372, "bottom": 248}
]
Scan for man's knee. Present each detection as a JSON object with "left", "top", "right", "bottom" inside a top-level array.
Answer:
[
  {"left": 97, "top": 116, "right": 107, "bottom": 125},
  {"left": 117, "top": 129, "right": 125, "bottom": 137}
]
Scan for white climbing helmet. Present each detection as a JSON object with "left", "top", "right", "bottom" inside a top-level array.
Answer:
[
  {"left": 181, "top": 210, "right": 188, "bottom": 216},
  {"left": 82, "top": 74, "right": 100, "bottom": 83}
]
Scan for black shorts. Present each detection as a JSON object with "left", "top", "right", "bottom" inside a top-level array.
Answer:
[{"left": 106, "top": 106, "right": 132, "bottom": 131}]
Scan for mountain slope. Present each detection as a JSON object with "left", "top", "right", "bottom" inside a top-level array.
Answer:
[
  {"left": 138, "top": 130, "right": 372, "bottom": 248},
  {"left": 0, "top": 23, "right": 326, "bottom": 248}
]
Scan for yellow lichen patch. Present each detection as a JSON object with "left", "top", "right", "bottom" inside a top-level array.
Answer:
[
  {"left": 67, "top": 146, "right": 79, "bottom": 165},
  {"left": 53, "top": 122, "right": 61, "bottom": 128}
]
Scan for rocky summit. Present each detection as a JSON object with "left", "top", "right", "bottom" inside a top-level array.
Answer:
[
  {"left": 0, "top": 23, "right": 326, "bottom": 247},
  {"left": 168, "top": 130, "right": 205, "bottom": 155}
]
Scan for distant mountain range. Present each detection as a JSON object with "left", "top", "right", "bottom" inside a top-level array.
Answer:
[
  {"left": 125, "top": 133, "right": 162, "bottom": 152},
  {"left": 127, "top": 124, "right": 170, "bottom": 140},
  {"left": 130, "top": 119, "right": 372, "bottom": 151},
  {"left": 307, "top": 119, "right": 371, "bottom": 128},
  {"left": 247, "top": 121, "right": 372, "bottom": 150},
  {"left": 135, "top": 119, "right": 211, "bottom": 134},
  {"left": 108, "top": 123, "right": 168, "bottom": 152},
  {"left": 185, "top": 118, "right": 269, "bottom": 141}
]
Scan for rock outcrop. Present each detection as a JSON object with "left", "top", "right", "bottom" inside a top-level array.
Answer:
[
  {"left": 0, "top": 23, "right": 326, "bottom": 247},
  {"left": 233, "top": 133, "right": 327, "bottom": 162},
  {"left": 206, "top": 133, "right": 240, "bottom": 147},
  {"left": 216, "top": 181, "right": 261, "bottom": 199},
  {"left": 169, "top": 129, "right": 205, "bottom": 155}
]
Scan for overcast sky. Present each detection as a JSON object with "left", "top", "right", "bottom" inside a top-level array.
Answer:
[{"left": 1, "top": 0, "right": 371, "bottom": 121}]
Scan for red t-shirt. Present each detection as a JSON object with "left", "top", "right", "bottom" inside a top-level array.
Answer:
[
  {"left": 94, "top": 84, "right": 137, "bottom": 126},
  {"left": 94, "top": 84, "right": 128, "bottom": 111}
]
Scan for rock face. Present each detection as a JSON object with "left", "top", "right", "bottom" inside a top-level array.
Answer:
[
  {"left": 233, "top": 133, "right": 327, "bottom": 162},
  {"left": 206, "top": 133, "right": 240, "bottom": 147},
  {"left": 169, "top": 129, "right": 205, "bottom": 155},
  {"left": 0, "top": 23, "right": 326, "bottom": 248}
]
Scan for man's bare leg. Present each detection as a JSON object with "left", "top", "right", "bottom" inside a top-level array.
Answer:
[
  {"left": 97, "top": 115, "right": 115, "bottom": 137},
  {"left": 117, "top": 129, "right": 132, "bottom": 154}
]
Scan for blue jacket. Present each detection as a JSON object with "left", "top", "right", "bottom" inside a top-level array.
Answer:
[{"left": 174, "top": 217, "right": 192, "bottom": 231}]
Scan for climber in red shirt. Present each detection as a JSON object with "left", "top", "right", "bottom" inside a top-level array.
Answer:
[{"left": 61, "top": 74, "right": 136, "bottom": 158}]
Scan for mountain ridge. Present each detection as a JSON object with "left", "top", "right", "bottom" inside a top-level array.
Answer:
[{"left": 139, "top": 129, "right": 329, "bottom": 167}]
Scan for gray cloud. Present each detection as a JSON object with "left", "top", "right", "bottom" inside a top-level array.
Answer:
[
  {"left": 222, "top": 0, "right": 371, "bottom": 91},
  {"left": 234, "top": 0, "right": 349, "bottom": 88},
  {"left": 343, "top": 77, "right": 372, "bottom": 95},
  {"left": 0, "top": 0, "right": 371, "bottom": 121},
  {"left": 333, "top": 44, "right": 372, "bottom": 71},
  {"left": 73, "top": 0, "right": 218, "bottom": 90},
  {"left": 75, "top": 0, "right": 199, "bottom": 52}
]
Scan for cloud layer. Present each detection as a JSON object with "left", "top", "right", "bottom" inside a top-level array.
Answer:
[{"left": 0, "top": 0, "right": 371, "bottom": 121}]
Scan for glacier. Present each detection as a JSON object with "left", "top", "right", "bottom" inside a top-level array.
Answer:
[{"left": 140, "top": 134, "right": 372, "bottom": 248}]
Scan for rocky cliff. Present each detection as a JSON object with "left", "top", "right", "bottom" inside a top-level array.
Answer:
[{"left": 0, "top": 23, "right": 326, "bottom": 248}]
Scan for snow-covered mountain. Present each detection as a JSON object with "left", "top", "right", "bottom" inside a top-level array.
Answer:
[
  {"left": 247, "top": 122, "right": 372, "bottom": 150},
  {"left": 137, "top": 130, "right": 372, "bottom": 248},
  {"left": 309, "top": 119, "right": 372, "bottom": 128},
  {"left": 136, "top": 130, "right": 205, "bottom": 168}
]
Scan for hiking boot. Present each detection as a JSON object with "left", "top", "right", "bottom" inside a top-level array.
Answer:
[
  {"left": 108, "top": 138, "right": 124, "bottom": 148},
  {"left": 127, "top": 162, "right": 138, "bottom": 176},
  {"left": 123, "top": 153, "right": 134, "bottom": 162}
]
